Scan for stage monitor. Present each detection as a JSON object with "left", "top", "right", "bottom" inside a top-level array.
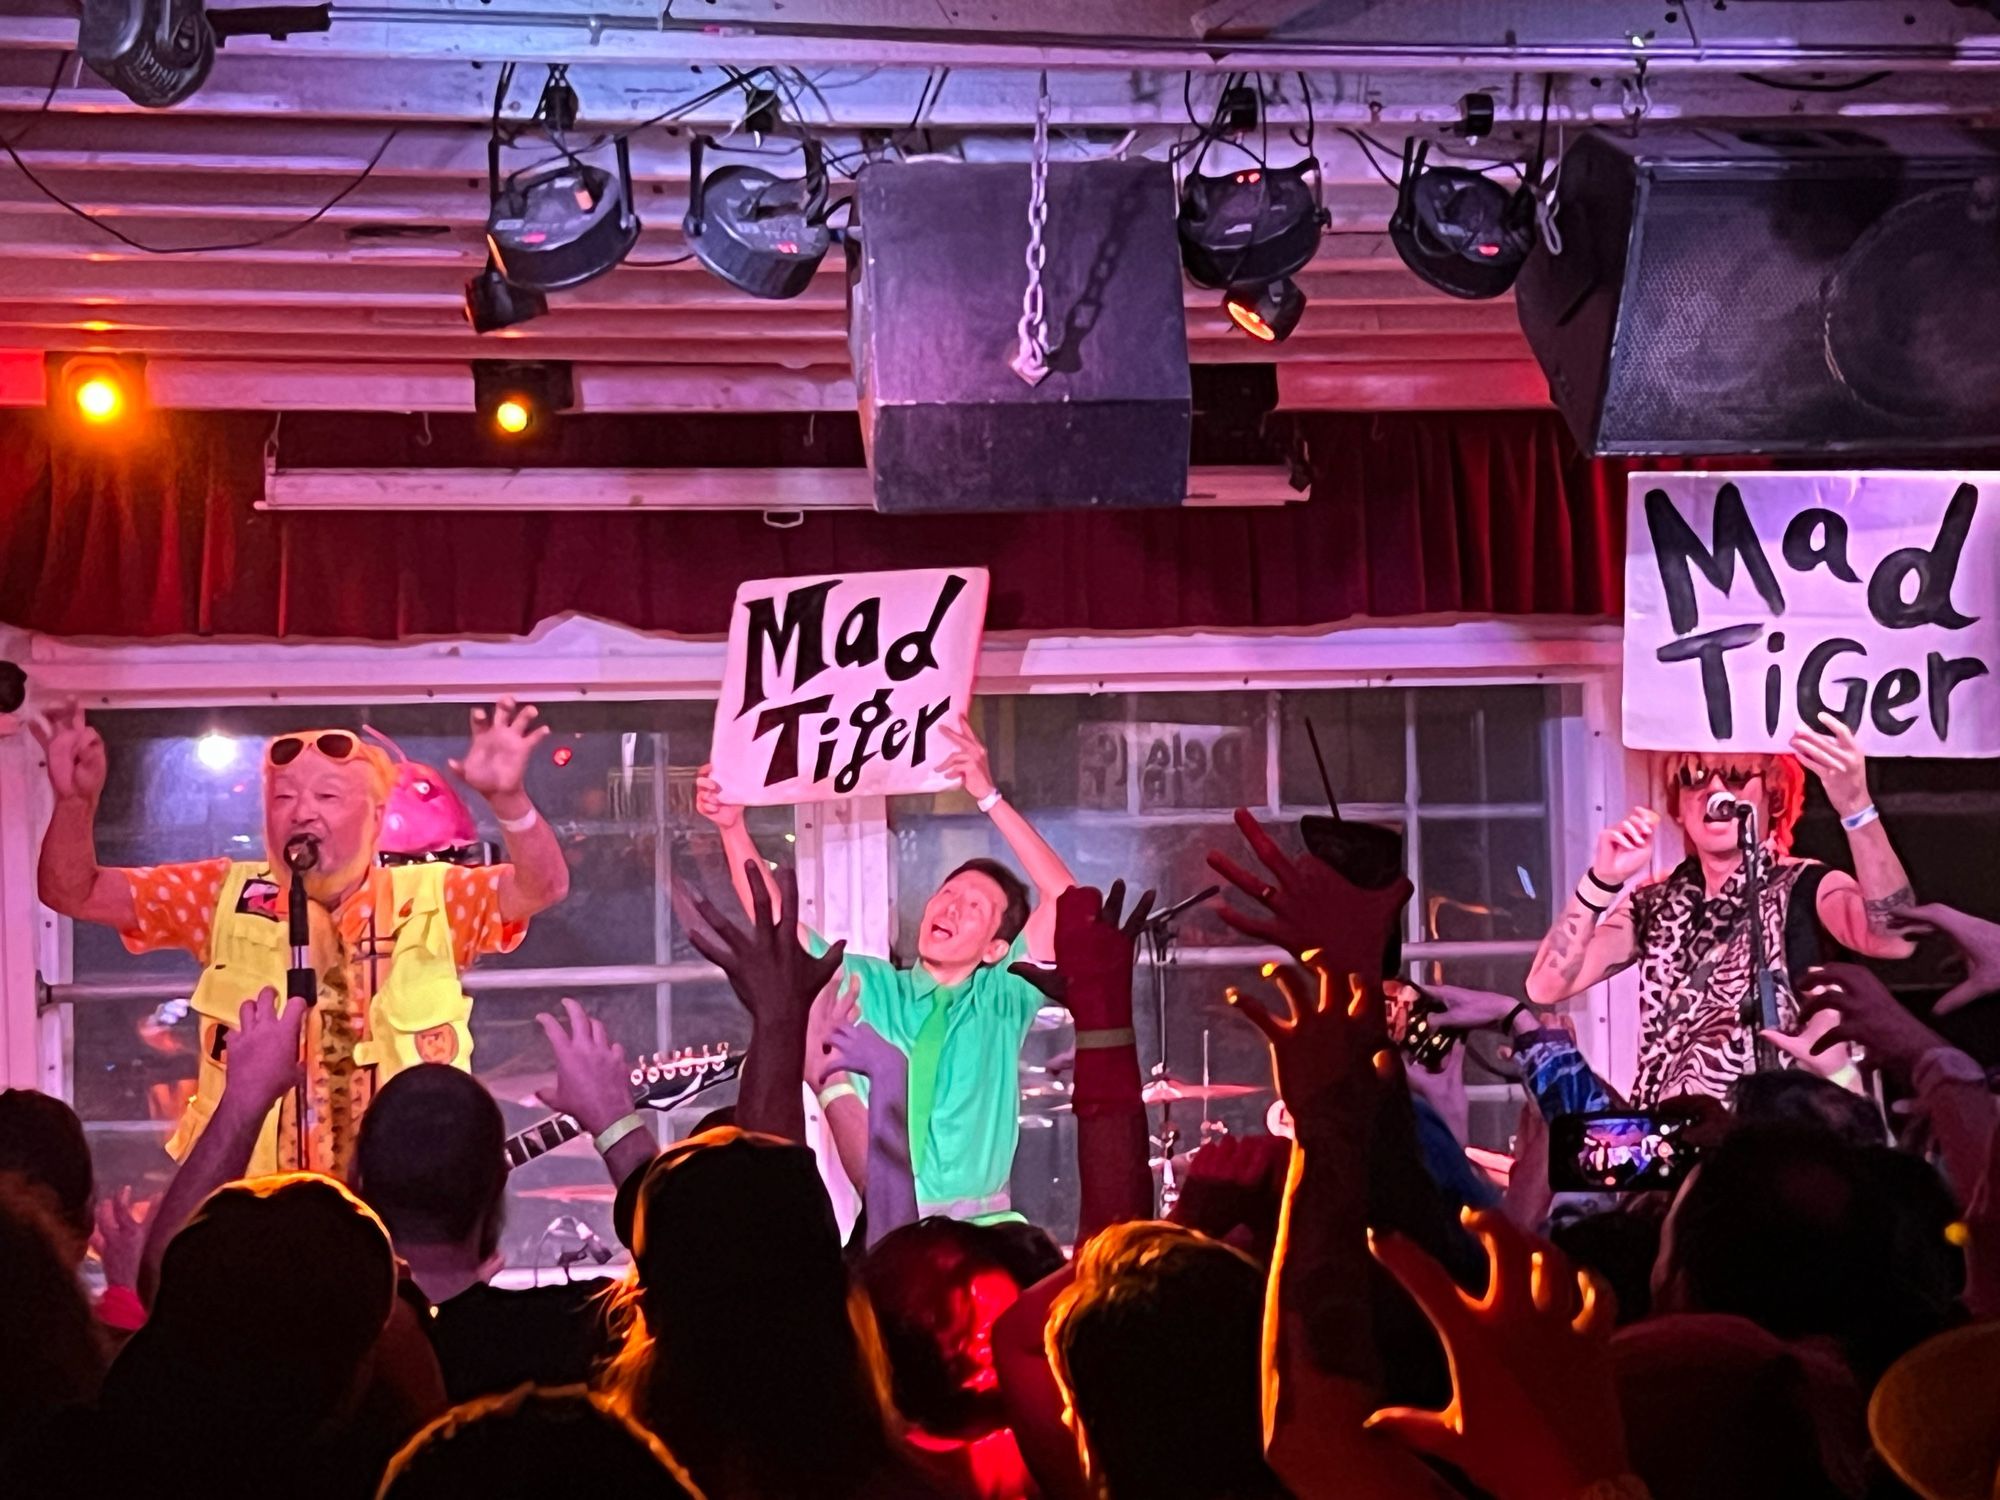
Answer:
[
  {"left": 847, "top": 159, "right": 1192, "bottom": 513},
  {"left": 1514, "top": 125, "right": 2000, "bottom": 456}
]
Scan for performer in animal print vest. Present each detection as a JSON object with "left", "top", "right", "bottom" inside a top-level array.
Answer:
[{"left": 1524, "top": 714, "right": 1916, "bottom": 1105}]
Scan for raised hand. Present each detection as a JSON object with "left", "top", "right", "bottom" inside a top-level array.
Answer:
[
  {"left": 1227, "top": 959, "right": 1397, "bottom": 1142},
  {"left": 1796, "top": 961, "right": 1949, "bottom": 1085},
  {"left": 1366, "top": 1208, "right": 1629, "bottom": 1500},
  {"left": 1789, "top": 711, "right": 1871, "bottom": 818},
  {"left": 223, "top": 986, "right": 306, "bottom": 1117},
  {"left": 693, "top": 761, "right": 744, "bottom": 833},
  {"left": 449, "top": 696, "right": 551, "bottom": 801},
  {"left": 30, "top": 700, "right": 109, "bottom": 805},
  {"left": 935, "top": 716, "right": 997, "bottom": 802},
  {"left": 1207, "top": 808, "right": 1412, "bottom": 976},
  {"left": 805, "top": 971, "right": 859, "bottom": 1091},
  {"left": 533, "top": 996, "right": 635, "bottom": 1137},
  {"left": 1390, "top": 978, "right": 1521, "bottom": 1032},
  {"left": 1591, "top": 807, "right": 1660, "bottom": 887},
  {"left": 1007, "top": 879, "right": 1155, "bottom": 1027},
  {"left": 689, "top": 862, "right": 844, "bottom": 1033},
  {"left": 91, "top": 1186, "right": 147, "bottom": 1291},
  {"left": 1887, "top": 901, "right": 2000, "bottom": 1014},
  {"left": 825, "top": 1003, "right": 906, "bottom": 1088},
  {"left": 1759, "top": 1005, "right": 1857, "bottom": 1084}
]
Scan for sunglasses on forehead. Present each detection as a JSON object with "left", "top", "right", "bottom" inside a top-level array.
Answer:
[
  {"left": 268, "top": 731, "right": 360, "bottom": 767},
  {"left": 1673, "top": 762, "right": 1760, "bottom": 791}
]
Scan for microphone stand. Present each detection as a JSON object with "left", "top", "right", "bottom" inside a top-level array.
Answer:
[
  {"left": 284, "top": 837, "right": 320, "bottom": 1172},
  {"left": 1141, "top": 884, "right": 1219, "bottom": 1214},
  {"left": 1732, "top": 808, "right": 1780, "bottom": 1073}
]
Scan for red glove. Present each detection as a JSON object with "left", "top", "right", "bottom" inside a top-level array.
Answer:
[{"left": 1013, "top": 882, "right": 1156, "bottom": 1117}]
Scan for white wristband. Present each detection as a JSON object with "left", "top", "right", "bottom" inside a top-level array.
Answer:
[
  {"left": 497, "top": 805, "right": 540, "bottom": 834},
  {"left": 1840, "top": 803, "right": 1880, "bottom": 832},
  {"left": 976, "top": 788, "right": 1004, "bottom": 814}
]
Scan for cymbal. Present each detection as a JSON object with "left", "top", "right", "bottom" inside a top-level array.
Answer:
[{"left": 1141, "top": 1076, "right": 1266, "bottom": 1105}]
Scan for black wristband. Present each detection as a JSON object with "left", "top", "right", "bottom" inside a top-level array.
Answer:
[
  {"left": 1585, "top": 867, "right": 1624, "bottom": 895},
  {"left": 1575, "top": 889, "right": 1606, "bottom": 915},
  {"left": 1501, "top": 1001, "right": 1530, "bottom": 1031}
]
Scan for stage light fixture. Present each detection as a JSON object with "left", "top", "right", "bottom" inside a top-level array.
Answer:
[
  {"left": 80, "top": 0, "right": 213, "bottom": 108},
  {"left": 1178, "top": 159, "right": 1326, "bottom": 292},
  {"left": 486, "top": 136, "right": 641, "bottom": 292},
  {"left": 464, "top": 260, "right": 548, "bottom": 334},
  {"left": 1223, "top": 278, "right": 1305, "bottom": 343},
  {"left": 473, "top": 360, "right": 573, "bottom": 438},
  {"left": 1387, "top": 138, "right": 1537, "bottom": 300},
  {"left": 683, "top": 135, "right": 833, "bottom": 300},
  {"left": 51, "top": 355, "right": 143, "bottom": 428}
]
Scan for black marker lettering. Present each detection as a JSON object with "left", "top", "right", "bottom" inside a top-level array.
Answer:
[
  {"left": 1867, "top": 482, "right": 1978, "bottom": 631},
  {"left": 1645, "top": 483, "right": 1786, "bottom": 636},
  {"left": 1870, "top": 668, "right": 1921, "bottom": 735},
  {"left": 1781, "top": 508, "right": 1859, "bottom": 584},
  {"left": 909, "top": 698, "right": 952, "bottom": 767},
  {"left": 1797, "top": 637, "right": 1868, "bottom": 732},
  {"left": 1927, "top": 652, "right": 1990, "bottom": 741},
  {"left": 835, "top": 598, "right": 881, "bottom": 668},
  {"left": 1655, "top": 623, "right": 1763, "bottom": 739},
  {"left": 739, "top": 581, "right": 836, "bottom": 715},
  {"left": 1764, "top": 629, "right": 1787, "bottom": 735},
  {"left": 754, "top": 694, "right": 835, "bottom": 786},
  {"left": 886, "top": 573, "right": 969, "bottom": 682}
]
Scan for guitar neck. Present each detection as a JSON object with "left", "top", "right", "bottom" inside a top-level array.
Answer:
[{"left": 503, "top": 1111, "right": 591, "bottom": 1170}]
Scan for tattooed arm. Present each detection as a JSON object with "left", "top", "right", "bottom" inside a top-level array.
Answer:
[
  {"left": 1792, "top": 715, "right": 1916, "bottom": 959},
  {"left": 1525, "top": 808, "right": 1656, "bottom": 1006}
]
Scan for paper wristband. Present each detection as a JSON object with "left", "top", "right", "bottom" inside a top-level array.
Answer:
[
  {"left": 498, "top": 806, "right": 541, "bottom": 833},
  {"left": 592, "top": 1111, "right": 650, "bottom": 1154},
  {"left": 817, "top": 1082, "right": 861, "bottom": 1109}
]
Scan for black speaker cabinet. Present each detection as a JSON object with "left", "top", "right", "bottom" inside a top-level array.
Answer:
[
  {"left": 1514, "top": 125, "right": 2000, "bottom": 455},
  {"left": 848, "top": 159, "right": 1192, "bottom": 512}
]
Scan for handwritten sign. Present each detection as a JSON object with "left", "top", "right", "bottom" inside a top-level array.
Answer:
[
  {"left": 712, "top": 567, "right": 989, "bottom": 805},
  {"left": 1624, "top": 472, "right": 2000, "bottom": 755}
]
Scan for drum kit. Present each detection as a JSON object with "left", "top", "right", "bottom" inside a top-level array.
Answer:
[{"left": 1016, "top": 883, "right": 1273, "bottom": 1209}]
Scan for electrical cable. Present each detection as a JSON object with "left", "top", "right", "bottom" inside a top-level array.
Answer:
[
  {"left": 1739, "top": 70, "right": 1890, "bottom": 93},
  {"left": 1342, "top": 128, "right": 1403, "bottom": 188}
]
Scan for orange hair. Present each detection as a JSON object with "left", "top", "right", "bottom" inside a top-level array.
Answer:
[{"left": 1658, "top": 751, "right": 1806, "bottom": 851}]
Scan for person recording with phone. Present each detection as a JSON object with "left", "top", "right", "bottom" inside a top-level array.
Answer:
[{"left": 1524, "top": 714, "right": 1916, "bottom": 1105}]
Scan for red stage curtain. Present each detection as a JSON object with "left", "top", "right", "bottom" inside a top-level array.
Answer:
[{"left": 0, "top": 409, "right": 1629, "bottom": 642}]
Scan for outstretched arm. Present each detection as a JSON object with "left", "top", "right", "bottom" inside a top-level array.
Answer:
[
  {"left": 820, "top": 980, "right": 919, "bottom": 1248},
  {"left": 1524, "top": 808, "right": 1658, "bottom": 1006},
  {"left": 452, "top": 697, "right": 570, "bottom": 922},
  {"left": 1793, "top": 715, "right": 1914, "bottom": 959},
  {"left": 695, "top": 765, "right": 785, "bottom": 925},
  {"left": 140, "top": 988, "right": 302, "bottom": 1304},
  {"left": 937, "top": 718, "right": 1075, "bottom": 961},
  {"left": 32, "top": 701, "right": 136, "bottom": 929}
]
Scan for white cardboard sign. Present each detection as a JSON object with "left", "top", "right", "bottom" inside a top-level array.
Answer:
[
  {"left": 1623, "top": 472, "right": 2000, "bottom": 755},
  {"left": 712, "top": 567, "right": 990, "bottom": 805}
]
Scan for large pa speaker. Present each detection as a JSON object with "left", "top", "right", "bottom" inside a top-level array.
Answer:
[
  {"left": 1514, "top": 125, "right": 2000, "bottom": 455},
  {"left": 847, "top": 160, "right": 1191, "bottom": 512}
]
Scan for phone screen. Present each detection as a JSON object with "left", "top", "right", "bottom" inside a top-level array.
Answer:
[{"left": 1548, "top": 1110, "right": 1698, "bottom": 1193}]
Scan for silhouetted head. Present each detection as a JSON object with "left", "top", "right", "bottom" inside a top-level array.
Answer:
[
  {"left": 0, "top": 1089, "right": 94, "bottom": 1264},
  {"left": 862, "top": 1218, "right": 1023, "bottom": 1438},
  {"left": 352, "top": 1064, "right": 508, "bottom": 1262},
  {"left": 379, "top": 1385, "right": 698, "bottom": 1500}
]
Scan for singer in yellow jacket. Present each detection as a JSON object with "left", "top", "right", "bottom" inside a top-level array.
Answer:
[{"left": 33, "top": 698, "right": 573, "bottom": 1177}]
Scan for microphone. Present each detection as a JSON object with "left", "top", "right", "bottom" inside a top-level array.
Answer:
[
  {"left": 1704, "top": 790, "right": 1754, "bottom": 823},
  {"left": 1146, "top": 884, "right": 1222, "bottom": 928},
  {"left": 283, "top": 833, "right": 320, "bottom": 874}
]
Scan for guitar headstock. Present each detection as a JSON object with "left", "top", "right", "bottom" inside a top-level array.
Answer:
[{"left": 630, "top": 1042, "right": 743, "bottom": 1111}]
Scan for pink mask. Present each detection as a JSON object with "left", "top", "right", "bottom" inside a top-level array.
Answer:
[{"left": 367, "top": 729, "right": 477, "bottom": 856}]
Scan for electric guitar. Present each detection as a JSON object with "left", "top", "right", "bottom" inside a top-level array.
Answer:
[{"left": 503, "top": 1043, "right": 743, "bottom": 1170}]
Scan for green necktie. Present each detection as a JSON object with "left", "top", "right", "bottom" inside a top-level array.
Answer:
[{"left": 905, "top": 989, "right": 952, "bottom": 1180}]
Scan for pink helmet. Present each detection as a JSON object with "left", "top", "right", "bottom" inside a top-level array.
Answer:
[{"left": 365, "top": 728, "right": 478, "bottom": 856}]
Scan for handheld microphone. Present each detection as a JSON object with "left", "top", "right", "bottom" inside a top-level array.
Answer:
[{"left": 1704, "top": 790, "right": 1754, "bottom": 823}]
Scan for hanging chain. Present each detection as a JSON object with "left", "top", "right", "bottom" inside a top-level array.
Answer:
[{"left": 1010, "top": 71, "right": 1053, "bottom": 386}]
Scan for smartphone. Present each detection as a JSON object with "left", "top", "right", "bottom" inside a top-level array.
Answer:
[{"left": 1548, "top": 1110, "right": 1699, "bottom": 1193}]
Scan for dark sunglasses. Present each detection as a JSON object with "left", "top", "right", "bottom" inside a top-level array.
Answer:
[
  {"left": 268, "top": 731, "right": 360, "bottom": 767},
  {"left": 1674, "top": 763, "right": 1758, "bottom": 791}
]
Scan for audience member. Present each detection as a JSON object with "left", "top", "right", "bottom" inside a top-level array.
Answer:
[
  {"left": 0, "top": 1181, "right": 103, "bottom": 1466},
  {"left": 378, "top": 1385, "right": 700, "bottom": 1500},
  {"left": 604, "top": 1128, "right": 945, "bottom": 1499},
  {"left": 0, "top": 1086, "right": 147, "bottom": 1330},
  {"left": 350, "top": 1062, "right": 613, "bottom": 1403},
  {"left": 1047, "top": 1220, "right": 1281, "bottom": 1500}
]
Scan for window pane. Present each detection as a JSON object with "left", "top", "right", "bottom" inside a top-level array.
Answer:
[
  {"left": 1277, "top": 688, "right": 1406, "bottom": 807},
  {"left": 1414, "top": 686, "right": 1551, "bottom": 804},
  {"left": 1416, "top": 817, "right": 1551, "bottom": 943}
]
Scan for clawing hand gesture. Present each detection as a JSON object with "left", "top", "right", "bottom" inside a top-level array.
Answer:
[
  {"left": 450, "top": 696, "right": 550, "bottom": 801},
  {"left": 1227, "top": 959, "right": 1397, "bottom": 1143},
  {"left": 689, "top": 863, "right": 845, "bottom": 1032},
  {"left": 1886, "top": 901, "right": 2000, "bottom": 1015},
  {"left": 1208, "top": 809, "right": 1412, "bottom": 978},
  {"left": 1007, "top": 880, "right": 1156, "bottom": 1028},
  {"left": 1366, "top": 1208, "right": 1629, "bottom": 1500}
]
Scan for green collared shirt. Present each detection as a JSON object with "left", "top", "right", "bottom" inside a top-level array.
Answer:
[{"left": 808, "top": 929, "right": 1040, "bottom": 1214}]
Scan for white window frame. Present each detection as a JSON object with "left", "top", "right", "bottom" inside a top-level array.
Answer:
[{"left": 0, "top": 614, "right": 1649, "bottom": 1102}]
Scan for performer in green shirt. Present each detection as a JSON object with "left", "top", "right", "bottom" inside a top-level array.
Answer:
[{"left": 698, "top": 717, "right": 1076, "bottom": 1221}]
